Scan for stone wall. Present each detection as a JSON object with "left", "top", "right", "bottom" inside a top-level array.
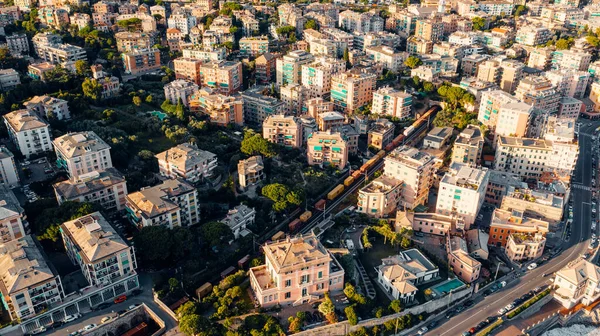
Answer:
[
  {"left": 85, "top": 304, "right": 164, "bottom": 336},
  {"left": 153, "top": 292, "right": 179, "bottom": 322},
  {"left": 516, "top": 293, "right": 553, "bottom": 320}
]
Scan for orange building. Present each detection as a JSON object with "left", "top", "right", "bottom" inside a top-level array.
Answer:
[
  {"left": 488, "top": 208, "right": 549, "bottom": 248},
  {"left": 173, "top": 57, "right": 203, "bottom": 85}
]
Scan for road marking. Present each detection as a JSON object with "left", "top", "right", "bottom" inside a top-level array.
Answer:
[{"left": 572, "top": 184, "right": 593, "bottom": 191}]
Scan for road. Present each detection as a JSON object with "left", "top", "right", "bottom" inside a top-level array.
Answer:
[{"left": 425, "top": 120, "right": 599, "bottom": 336}]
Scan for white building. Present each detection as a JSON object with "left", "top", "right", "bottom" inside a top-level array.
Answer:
[
  {"left": 365, "top": 46, "right": 408, "bottom": 73},
  {"left": 53, "top": 168, "right": 128, "bottom": 211},
  {"left": 0, "top": 147, "right": 19, "bottom": 188},
  {"left": 24, "top": 95, "right": 70, "bottom": 120},
  {"left": 221, "top": 204, "right": 255, "bottom": 239},
  {"left": 0, "top": 69, "right": 20, "bottom": 91},
  {"left": 544, "top": 70, "right": 590, "bottom": 99},
  {"left": 167, "top": 9, "right": 197, "bottom": 35},
  {"left": 155, "top": 143, "right": 217, "bottom": 183},
  {"left": 3, "top": 110, "right": 52, "bottom": 158},
  {"left": 164, "top": 79, "right": 199, "bottom": 107},
  {"left": 53, "top": 132, "right": 113, "bottom": 180},
  {"left": 0, "top": 186, "right": 26, "bottom": 243},
  {"left": 301, "top": 56, "right": 346, "bottom": 99},
  {"left": 372, "top": 87, "right": 413, "bottom": 120},
  {"left": 553, "top": 259, "right": 600, "bottom": 309}
]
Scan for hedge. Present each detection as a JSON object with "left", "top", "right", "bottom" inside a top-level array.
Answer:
[
  {"left": 475, "top": 318, "right": 503, "bottom": 336},
  {"left": 506, "top": 288, "right": 551, "bottom": 319}
]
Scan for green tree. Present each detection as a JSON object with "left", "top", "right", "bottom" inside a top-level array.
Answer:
[
  {"left": 555, "top": 38, "right": 571, "bottom": 50},
  {"left": 240, "top": 129, "right": 277, "bottom": 157},
  {"left": 82, "top": 78, "right": 103, "bottom": 102},
  {"left": 404, "top": 56, "right": 422, "bottom": 69},
  {"left": 304, "top": 19, "right": 318, "bottom": 30},
  {"left": 145, "top": 94, "right": 153, "bottom": 104},
  {"left": 200, "top": 221, "right": 234, "bottom": 247},
  {"left": 343, "top": 47, "right": 351, "bottom": 69},
  {"left": 472, "top": 17, "right": 485, "bottom": 31},
  {"left": 250, "top": 257, "right": 264, "bottom": 267},
  {"left": 175, "top": 98, "right": 185, "bottom": 120},
  {"left": 168, "top": 277, "right": 180, "bottom": 293},
  {"left": 261, "top": 183, "right": 302, "bottom": 212},
  {"left": 75, "top": 60, "right": 90, "bottom": 77},
  {"left": 389, "top": 299, "right": 403, "bottom": 313},
  {"left": 176, "top": 301, "right": 199, "bottom": 318},
  {"left": 179, "top": 314, "right": 212, "bottom": 336},
  {"left": 133, "top": 226, "right": 174, "bottom": 265},
  {"left": 318, "top": 294, "right": 337, "bottom": 324},
  {"left": 423, "top": 82, "right": 435, "bottom": 93},
  {"left": 345, "top": 305, "right": 358, "bottom": 326},
  {"left": 586, "top": 35, "right": 600, "bottom": 47},
  {"left": 514, "top": 5, "right": 526, "bottom": 17}
]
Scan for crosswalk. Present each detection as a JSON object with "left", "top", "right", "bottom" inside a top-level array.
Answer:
[{"left": 573, "top": 184, "right": 593, "bottom": 191}]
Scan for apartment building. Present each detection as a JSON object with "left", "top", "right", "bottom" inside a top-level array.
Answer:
[
  {"left": 167, "top": 9, "right": 196, "bottom": 35},
  {"left": 415, "top": 16, "right": 444, "bottom": 42},
  {"left": 544, "top": 70, "right": 590, "bottom": 99},
  {"left": 262, "top": 115, "right": 303, "bottom": 148},
  {"left": 515, "top": 26, "right": 552, "bottom": 46},
  {"left": 173, "top": 58, "right": 202, "bottom": 85},
  {"left": 23, "top": 95, "right": 70, "bottom": 120},
  {"left": 38, "top": 7, "right": 69, "bottom": 29},
  {"left": 28, "top": 62, "right": 55, "bottom": 82},
  {"left": 90, "top": 65, "right": 120, "bottom": 100},
  {"left": 365, "top": 46, "right": 407, "bottom": 73},
  {"left": 61, "top": 212, "right": 136, "bottom": 287},
  {"left": 241, "top": 86, "right": 285, "bottom": 125},
  {"left": 35, "top": 42, "right": 87, "bottom": 64},
  {"left": 500, "top": 186, "right": 564, "bottom": 226},
  {"left": 126, "top": 179, "right": 199, "bottom": 228},
  {"left": 479, "top": 1, "right": 514, "bottom": 16},
  {"left": 527, "top": 48, "right": 553, "bottom": 71},
  {"left": 0, "top": 236, "right": 64, "bottom": 321},
  {"left": 551, "top": 49, "right": 592, "bottom": 72},
  {"left": 6, "top": 33, "right": 29, "bottom": 55},
  {"left": 0, "top": 69, "right": 20, "bottom": 91},
  {"left": 307, "top": 130, "right": 348, "bottom": 169},
  {"left": 376, "top": 249, "right": 439, "bottom": 303},
  {"left": 372, "top": 87, "right": 413, "bottom": 120},
  {"left": 0, "top": 147, "right": 19, "bottom": 188},
  {"left": 122, "top": 49, "right": 161, "bottom": 75},
  {"left": 53, "top": 168, "right": 127, "bottom": 211},
  {"left": 358, "top": 176, "right": 402, "bottom": 217},
  {"left": 114, "top": 32, "right": 154, "bottom": 53},
  {"left": 316, "top": 111, "right": 344, "bottom": 132},
  {"left": 338, "top": 10, "right": 384, "bottom": 33},
  {"left": 485, "top": 170, "right": 526, "bottom": 207},
  {"left": 53, "top": 132, "right": 113, "bottom": 180},
  {"left": 452, "top": 125, "right": 484, "bottom": 165},
  {"left": 305, "top": 98, "right": 335, "bottom": 119},
  {"left": 477, "top": 89, "right": 519, "bottom": 130},
  {"left": 330, "top": 71, "right": 376, "bottom": 114},
  {"left": 494, "top": 136, "right": 578, "bottom": 179},
  {"left": 558, "top": 97, "right": 584, "bottom": 119},
  {"left": 155, "top": 143, "right": 217, "bottom": 183},
  {"left": 221, "top": 205, "right": 255, "bottom": 239},
  {"left": 238, "top": 156, "right": 264, "bottom": 190},
  {"left": 498, "top": 60, "right": 525, "bottom": 94},
  {"left": 505, "top": 232, "right": 546, "bottom": 263},
  {"left": 249, "top": 233, "right": 344, "bottom": 307},
  {"left": 199, "top": 61, "right": 242, "bottom": 95},
  {"left": 188, "top": 88, "right": 244, "bottom": 126},
  {"left": 0, "top": 186, "right": 25, "bottom": 243},
  {"left": 447, "top": 236, "right": 481, "bottom": 283},
  {"left": 276, "top": 50, "right": 315, "bottom": 87},
  {"left": 181, "top": 46, "right": 227, "bottom": 63},
  {"left": 163, "top": 80, "right": 198, "bottom": 107},
  {"left": 406, "top": 37, "right": 433, "bottom": 55},
  {"left": 3, "top": 110, "right": 52, "bottom": 158},
  {"left": 368, "top": 119, "right": 395, "bottom": 150},
  {"left": 308, "top": 39, "right": 338, "bottom": 58},
  {"left": 395, "top": 210, "right": 456, "bottom": 236},
  {"left": 423, "top": 127, "right": 452, "bottom": 149},
  {"left": 553, "top": 259, "right": 600, "bottom": 309},
  {"left": 591, "top": 82, "right": 600, "bottom": 113},
  {"left": 301, "top": 57, "right": 346, "bottom": 99},
  {"left": 436, "top": 163, "right": 489, "bottom": 230},
  {"left": 280, "top": 83, "right": 308, "bottom": 115},
  {"left": 488, "top": 208, "right": 549, "bottom": 248},
  {"left": 494, "top": 102, "right": 532, "bottom": 143},
  {"left": 384, "top": 146, "right": 436, "bottom": 210},
  {"left": 255, "top": 52, "right": 277, "bottom": 84},
  {"left": 460, "top": 55, "right": 490, "bottom": 78},
  {"left": 239, "top": 36, "right": 270, "bottom": 58}
]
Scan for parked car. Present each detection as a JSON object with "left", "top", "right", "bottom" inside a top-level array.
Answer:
[
  {"left": 505, "top": 304, "right": 514, "bottom": 311},
  {"left": 63, "top": 313, "right": 81, "bottom": 323},
  {"left": 30, "top": 326, "right": 46, "bottom": 335},
  {"left": 95, "top": 302, "right": 112, "bottom": 310},
  {"left": 118, "top": 310, "right": 127, "bottom": 316},
  {"left": 428, "top": 321, "right": 438, "bottom": 329},
  {"left": 128, "top": 304, "right": 139, "bottom": 310},
  {"left": 101, "top": 316, "right": 112, "bottom": 323},
  {"left": 497, "top": 307, "right": 507, "bottom": 315},
  {"left": 418, "top": 326, "right": 428, "bottom": 335},
  {"left": 83, "top": 324, "right": 97, "bottom": 331},
  {"left": 527, "top": 263, "right": 538, "bottom": 270},
  {"left": 114, "top": 295, "right": 127, "bottom": 304}
]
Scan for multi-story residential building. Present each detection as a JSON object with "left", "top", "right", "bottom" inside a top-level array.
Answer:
[
  {"left": 239, "top": 36, "right": 269, "bottom": 58},
  {"left": 155, "top": 143, "right": 217, "bottom": 183},
  {"left": 368, "top": 119, "right": 395, "bottom": 150},
  {"left": 61, "top": 212, "right": 136, "bottom": 287},
  {"left": 188, "top": 88, "right": 244, "bottom": 126},
  {"left": 487, "top": 208, "right": 549, "bottom": 247},
  {"left": 0, "top": 236, "right": 64, "bottom": 322},
  {"left": 551, "top": 49, "right": 592, "bottom": 71},
  {"left": 122, "top": 49, "right": 161, "bottom": 75},
  {"left": 221, "top": 205, "right": 255, "bottom": 239},
  {"left": 238, "top": 156, "right": 264, "bottom": 190},
  {"left": 262, "top": 115, "right": 303, "bottom": 148},
  {"left": 0, "top": 69, "right": 20, "bottom": 92},
  {"left": 558, "top": 97, "right": 583, "bottom": 119},
  {"left": 395, "top": 211, "right": 456, "bottom": 236},
  {"left": 53, "top": 168, "right": 127, "bottom": 211},
  {"left": 196, "top": 0, "right": 213, "bottom": 11},
  {"left": 447, "top": 236, "right": 481, "bottom": 283},
  {"left": 591, "top": 82, "right": 600, "bottom": 113},
  {"left": 384, "top": 146, "right": 436, "bottom": 210},
  {"left": 376, "top": 249, "right": 439, "bottom": 303},
  {"left": 358, "top": 176, "right": 402, "bottom": 217},
  {"left": 163, "top": 80, "right": 198, "bottom": 107},
  {"left": 478, "top": 90, "right": 519, "bottom": 130},
  {"left": 69, "top": 13, "right": 91, "bottom": 30},
  {"left": 114, "top": 32, "right": 154, "bottom": 53},
  {"left": 38, "top": 7, "right": 69, "bottom": 29},
  {"left": 27, "top": 62, "right": 55, "bottom": 82},
  {"left": 436, "top": 163, "right": 489, "bottom": 230},
  {"left": 249, "top": 233, "right": 345, "bottom": 307},
  {"left": 0, "top": 186, "right": 25, "bottom": 243},
  {"left": 23, "top": 95, "right": 70, "bottom": 120},
  {"left": 500, "top": 186, "right": 565, "bottom": 226},
  {"left": 415, "top": 16, "right": 444, "bottom": 42},
  {"left": 494, "top": 102, "right": 532, "bottom": 144},
  {"left": 181, "top": 46, "right": 227, "bottom": 63},
  {"left": 528, "top": 48, "right": 554, "bottom": 71},
  {"left": 406, "top": 37, "right": 433, "bottom": 55},
  {"left": 276, "top": 50, "right": 315, "bottom": 87},
  {"left": 126, "top": 179, "right": 199, "bottom": 228},
  {"left": 479, "top": 1, "right": 514, "bottom": 16},
  {"left": 338, "top": 10, "right": 383, "bottom": 33},
  {"left": 330, "top": 70, "right": 376, "bottom": 114},
  {"left": 307, "top": 130, "right": 348, "bottom": 169},
  {"left": 255, "top": 52, "right": 277, "bottom": 84},
  {"left": 505, "top": 232, "right": 546, "bottom": 263},
  {"left": 544, "top": 70, "right": 590, "bottom": 99},
  {"left": 5, "top": 34, "right": 28, "bottom": 55},
  {"left": 167, "top": 9, "right": 196, "bottom": 35},
  {"left": 241, "top": 86, "right": 285, "bottom": 125},
  {"left": 485, "top": 170, "right": 526, "bottom": 207},
  {"left": 553, "top": 259, "right": 600, "bottom": 309},
  {"left": 173, "top": 58, "right": 202, "bottom": 85},
  {"left": 452, "top": 125, "right": 484, "bottom": 165},
  {"left": 199, "top": 61, "right": 242, "bottom": 95},
  {"left": 89, "top": 64, "right": 120, "bottom": 100},
  {"left": 494, "top": 136, "right": 578, "bottom": 179},
  {"left": 0, "top": 147, "right": 18, "bottom": 188},
  {"left": 423, "top": 127, "right": 453, "bottom": 149},
  {"left": 53, "top": 132, "right": 112, "bottom": 180},
  {"left": 515, "top": 25, "right": 552, "bottom": 46},
  {"left": 280, "top": 83, "right": 308, "bottom": 115},
  {"left": 499, "top": 60, "right": 525, "bottom": 94},
  {"left": 305, "top": 98, "right": 335, "bottom": 119},
  {"left": 3, "top": 110, "right": 52, "bottom": 158},
  {"left": 372, "top": 87, "right": 413, "bottom": 120},
  {"left": 301, "top": 57, "right": 346, "bottom": 99},
  {"left": 365, "top": 46, "right": 407, "bottom": 73},
  {"left": 35, "top": 43, "right": 87, "bottom": 65}
]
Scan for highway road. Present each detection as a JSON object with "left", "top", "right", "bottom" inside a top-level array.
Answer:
[{"left": 424, "top": 120, "right": 600, "bottom": 335}]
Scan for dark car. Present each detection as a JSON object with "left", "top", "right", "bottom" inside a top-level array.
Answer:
[
  {"left": 428, "top": 321, "right": 438, "bottom": 329},
  {"left": 118, "top": 310, "right": 127, "bottom": 316},
  {"left": 94, "top": 302, "right": 112, "bottom": 311},
  {"left": 463, "top": 300, "right": 474, "bottom": 307},
  {"left": 445, "top": 309, "right": 456, "bottom": 319},
  {"left": 304, "top": 311, "right": 314, "bottom": 324},
  {"left": 313, "top": 311, "right": 322, "bottom": 322},
  {"left": 130, "top": 289, "right": 143, "bottom": 297}
]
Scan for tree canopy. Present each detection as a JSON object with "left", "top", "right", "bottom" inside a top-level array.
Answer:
[
  {"left": 472, "top": 17, "right": 485, "bottom": 31},
  {"left": 240, "top": 129, "right": 277, "bottom": 158},
  {"left": 261, "top": 183, "right": 302, "bottom": 212},
  {"left": 404, "top": 56, "right": 422, "bottom": 69}
]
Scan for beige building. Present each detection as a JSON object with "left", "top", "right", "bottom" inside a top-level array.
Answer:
[
  {"left": 372, "top": 87, "right": 413, "bottom": 120},
  {"left": 173, "top": 57, "right": 203, "bottom": 85},
  {"left": 505, "top": 232, "right": 546, "bottom": 263},
  {"left": 53, "top": 132, "right": 113, "bottom": 180},
  {"left": 188, "top": 88, "right": 244, "bottom": 126},
  {"left": 249, "top": 233, "right": 344, "bottom": 307},
  {"left": 330, "top": 71, "right": 376, "bottom": 114},
  {"left": 307, "top": 131, "right": 348, "bottom": 169},
  {"left": 163, "top": 79, "right": 198, "bottom": 107},
  {"left": 477, "top": 89, "right": 519, "bottom": 131},
  {"left": 317, "top": 111, "right": 344, "bottom": 131},
  {"left": 0, "top": 186, "right": 25, "bottom": 244},
  {"left": 115, "top": 32, "right": 153, "bottom": 53},
  {"left": 23, "top": 95, "right": 70, "bottom": 120},
  {"left": 485, "top": 170, "right": 526, "bottom": 207},
  {"left": 358, "top": 176, "right": 402, "bottom": 218},
  {"left": 488, "top": 208, "right": 550, "bottom": 248},
  {"left": 384, "top": 146, "right": 436, "bottom": 210},
  {"left": 238, "top": 156, "right": 265, "bottom": 190},
  {"left": 280, "top": 83, "right": 308, "bottom": 115},
  {"left": 447, "top": 236, "right": 481, "bottom": 284},
  {"left": 305, "top": 98, "right": 334, "bottom": 119},
  {"left": 395, "top": 210, "right": 456, "bottom": 236},
  {"left": 263, "top": 115, "right": 303, "bottom": 148},
  {"left": 199, "top": 60, "right": 242, "bottom": 95},
  {"left": 53, "top": 168, "right": 128, "bottom": 211},
  {"left": 500, "top": 186, "right": 564, "bottom": 226},
  {"left": 494, "top": 101, "right": 532, "bottom": 144},
  {"left": 155, "top": 143, "right": 217, "bottom": 183},
  {"left": 515, "top": 76, "right": 560, "bottom": 114},
  {"left": 368, "top": 119, "right": 395, "bottom": 150},
  {"left": 126, "top": 179, "right": 199, "bottom": 228},
  {"left": 0, "top": 236, "right": 64, "bottom": 321},
  {"left": 452, "top": 125, "right": 484, "bottom": 165},
  {"left": 553, "top": 259, "right": 600, "bottom": 309}
]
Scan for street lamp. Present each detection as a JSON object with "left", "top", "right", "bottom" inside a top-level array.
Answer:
[{"left": 494, "top": 261, "right": 504, "bottom": 282}]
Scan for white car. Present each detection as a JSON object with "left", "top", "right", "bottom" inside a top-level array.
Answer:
[
  {"left": 418, "top": 326, "right": 429, "bottom": 335},
  {"left": 505, "top": 304, "right": 514, "bottom": 311},
  {"left": 527, "top": 263, "right": 538, "bottom": 270},
  {"left": 63, "top": 314, "right": 81, "bottom": 323},
  {"left": 498, "top": 308, "right": 507, "bottom": 315},
  {"left": 83, "top": 324, "right": 97, "bottom": 331},
  {"left": 30, "top": 326, "right": 46, "bottom": 335}
]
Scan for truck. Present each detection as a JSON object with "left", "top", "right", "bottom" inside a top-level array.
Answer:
[
  {"left": 271, "top": 231, "right": 285, "bottom": 241},
  {"left": 300, "top": 211, "right": 312, "bottom": 222},
  {"left": 315, "top": 199, "right": 326, "bottom": 211},
  {"left": 328, "top": 185, "right": 344, "bottom": 200}
]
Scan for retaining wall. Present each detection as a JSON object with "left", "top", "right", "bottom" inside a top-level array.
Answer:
[{"left": 153, "top": 292, "right": 178, "bottom": 322}]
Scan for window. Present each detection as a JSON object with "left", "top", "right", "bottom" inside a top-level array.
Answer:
[
  {"left": 318, "top": 271, "right": 323, "bottom": 279},
  {"left": 285, "top": 292, "right": 291, "bottom": 299},
  {"left": 285, "top": 279, "right": 291, "bottom": 287}
]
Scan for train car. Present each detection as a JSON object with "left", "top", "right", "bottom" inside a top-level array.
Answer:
[
  {"left": 344, "top": 176, "right": 355, "bottom": 187},
  {"left": 403, "top": 125, "right": 415, "bottom": 137},
  {"left": 385, "top": 142, "right": 395, "bottom": 151},
  {"left": 300, "top": 211, "right": 312, "bottom": 222},
  {"left": 272, "top": 231, "right": 285, "bottom": 241},
  {"left": 238, "top": 255, "right": 250, "bottom": 269},
  {"left": 196, "top": 283, "right": 213, "bottom": 300},
  {"left": 352, "top": 170, "right": 362, "bottom": 179},
  {"left": 391, "top": 134, "right": 405, "bottom": 147},
  {"left": 289, "top": 219, "right": 303, "bottom": 232},
  {"left": 315, "top": 199, "right": 326, "bottom": 211},
  {"left": 328, "top": 185, "right": 344, "bottom": 200},
  {"left": 221, "top": 266, "right": 236, "bottom": 279},
  {"left": 376, "top": 150, "right": 386, "bottom": 161}
]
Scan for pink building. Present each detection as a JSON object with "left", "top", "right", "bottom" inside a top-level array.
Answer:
[{"left": 249, "top": 233, "right": 345, "bottom": 307}]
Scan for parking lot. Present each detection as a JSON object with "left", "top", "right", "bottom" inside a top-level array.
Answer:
[{"left": 19, "top": 157, "right": 55, "bottom": 185}]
